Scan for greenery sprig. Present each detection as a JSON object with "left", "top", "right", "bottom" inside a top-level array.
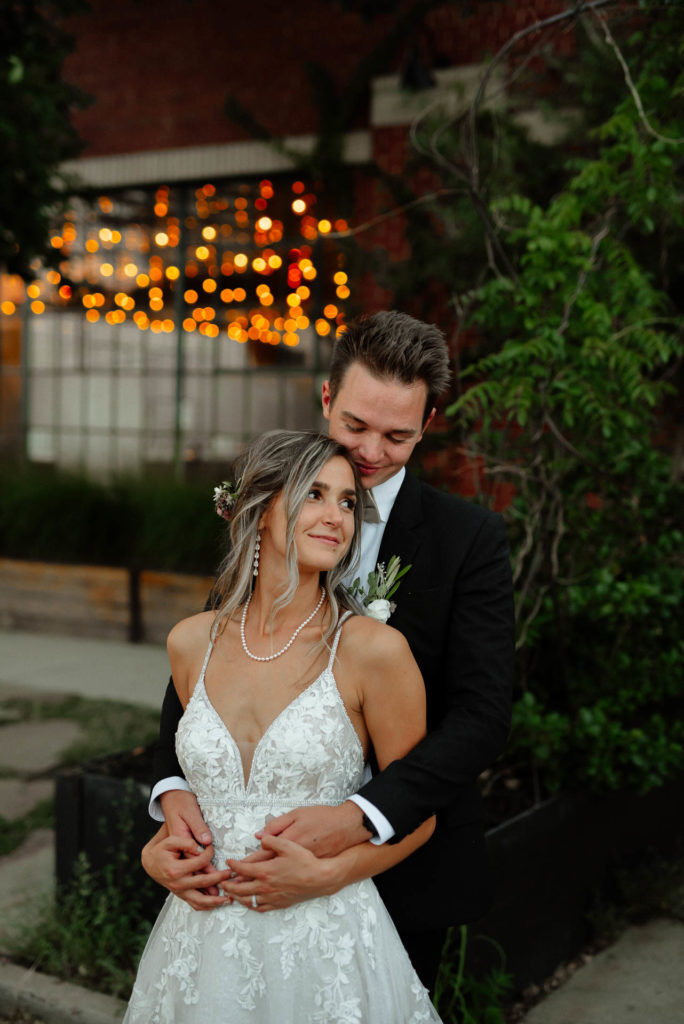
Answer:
[{"left": 348, "top": 555, "right": 411, "bottom": 606}]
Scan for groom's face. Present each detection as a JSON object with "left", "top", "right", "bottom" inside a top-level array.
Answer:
[{"left": 322, "top": 361, "right": 434, "bottom": 489}]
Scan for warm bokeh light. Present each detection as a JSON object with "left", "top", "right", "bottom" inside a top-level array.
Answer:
[{"left": 9, "top": 176, "right": 353, "bottom": 351}]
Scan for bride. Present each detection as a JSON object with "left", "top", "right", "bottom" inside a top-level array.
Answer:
[{"left": 124, "top": 430, "right": 441, "bottom": 1023}]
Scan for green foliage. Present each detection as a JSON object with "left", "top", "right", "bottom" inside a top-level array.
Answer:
[
  {"left": 442, "top": 10, "right": 684, "bottom": 797},
  {"left": 9, "top": 804, "right": 157, "bottom": 999},
  {"left": 0, "top": 0, "right": 90, "bottom": 278},
  {"left": 0, "top": 464, "right": 225, "bottom": 573},
  {"left": 0, "top": 692, "right": 160, "bottom": 766},
  {"left": 0, "top": 799, "right": 54, "bottom": 858},
  {"left": 434, "top": 926, "right": 512, "bottom": 1023}
]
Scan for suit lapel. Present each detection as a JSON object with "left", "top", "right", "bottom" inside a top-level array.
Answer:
[{"left": 378, "top": 472, "right": 423, "bottom": 571}]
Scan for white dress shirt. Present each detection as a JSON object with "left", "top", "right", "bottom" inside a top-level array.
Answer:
[{"left": 150, "top": 468, "right": 407, "bottom": 846}]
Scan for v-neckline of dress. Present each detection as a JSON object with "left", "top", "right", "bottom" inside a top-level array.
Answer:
[{"left": 196, "top": 669, "right": 334, "bottom": 792}]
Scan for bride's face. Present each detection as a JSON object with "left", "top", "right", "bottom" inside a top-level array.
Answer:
[{"left": 260, "top": 456, "right": 358, "bottom": 573}]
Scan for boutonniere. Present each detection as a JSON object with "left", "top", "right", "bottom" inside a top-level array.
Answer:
[{"left": 348, "top": 555, "right": 411, "bottom": 624}]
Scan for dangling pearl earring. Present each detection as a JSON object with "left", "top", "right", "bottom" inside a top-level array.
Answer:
[{"left": 253, "top": 532, "right": 261, "bottom": 578}]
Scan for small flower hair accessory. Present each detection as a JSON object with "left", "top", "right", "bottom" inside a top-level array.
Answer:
[
  {"left": 348, "top": 555, "right": 411, "bottom": 624},
  {"left": 213, "top": 479, "right": 241, "bottom": 521}
]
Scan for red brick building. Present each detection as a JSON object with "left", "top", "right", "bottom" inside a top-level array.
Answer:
[{"left": 1, "top": 1, "right": 568, "bottom": 476}]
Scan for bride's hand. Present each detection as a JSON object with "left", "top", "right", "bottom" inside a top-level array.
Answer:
[
  {"left": 141, "top": 824, "right": 233, "bottom": 911},
  {"left": 160, "top": 789, "right": 212, "bottom": 847},
  {"left": 222, "top": 834, "right": 341, "bottom": 912}
]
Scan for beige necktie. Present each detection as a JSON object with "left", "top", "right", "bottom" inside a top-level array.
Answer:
[{"left": 362, "top": 489, "right": 381, "bottom": 524}]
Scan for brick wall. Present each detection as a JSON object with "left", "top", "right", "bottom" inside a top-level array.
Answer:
[{"left": 63, "top": 1, "right": 570, "bottom": 159}]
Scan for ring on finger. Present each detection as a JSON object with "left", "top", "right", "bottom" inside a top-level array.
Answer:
[{"left": 251, "top": 894, "right": 258, "bottom": 909}]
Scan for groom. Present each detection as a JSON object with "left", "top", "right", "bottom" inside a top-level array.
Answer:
[{"left": 146, "top": 310, "right": 514, "bottom": 992}]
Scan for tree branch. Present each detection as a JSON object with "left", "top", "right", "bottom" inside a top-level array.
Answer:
[{"left": 595, "top": 12, "right": 684, "bottom": 145}]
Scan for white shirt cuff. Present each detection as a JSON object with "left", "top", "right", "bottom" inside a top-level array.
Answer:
[
  {"left": 148, "top": 776, "right": 192, "bottom": 821},
  {"left": 347, "top": 794, "right": 395, "bottom": 845}
]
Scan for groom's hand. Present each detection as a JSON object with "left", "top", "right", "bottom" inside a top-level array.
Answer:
[
  {"left": 256, "top": 801, "right": 372, "bottom": 858},
  {"left": 161, "top": 789, "right": 212, "bottom": 847},
  {"left": 222, "top": 834, "right": 341, "bottom": 911}
]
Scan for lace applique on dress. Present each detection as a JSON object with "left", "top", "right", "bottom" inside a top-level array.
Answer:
[{"left": 124, "top": 616, "right": 442, "bottom": 1023}]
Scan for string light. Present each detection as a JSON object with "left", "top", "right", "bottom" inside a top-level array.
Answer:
[{"left": 4, "top": 180, "right": 352, "bottom": 350}]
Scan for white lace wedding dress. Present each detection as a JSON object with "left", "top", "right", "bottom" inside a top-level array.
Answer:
[{"left": 124, "top": 616, "right": 442, "bottom": 1023}]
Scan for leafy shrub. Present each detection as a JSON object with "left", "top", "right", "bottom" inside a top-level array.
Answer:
[
  {"left": 0, "top": 464, "right": 225, "bottom": 574},
  {"left": 444, "top": 19, "right": 684, "bottom": 798}
]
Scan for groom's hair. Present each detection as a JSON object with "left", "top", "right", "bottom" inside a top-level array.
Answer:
[{"left": 328, "top": 310, "right": 451, "bottom": 423}]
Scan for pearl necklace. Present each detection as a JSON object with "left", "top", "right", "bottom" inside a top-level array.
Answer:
[{"left": 240, "top": 588, "right": 325, "bottom": 662}]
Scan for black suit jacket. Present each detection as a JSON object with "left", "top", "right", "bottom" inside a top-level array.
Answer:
[
  {"left": 360, "top": 471, "right": 514, "bottom": 928},
  {"left": 154, "top": 471, "right": 514, "bottom": 930}
]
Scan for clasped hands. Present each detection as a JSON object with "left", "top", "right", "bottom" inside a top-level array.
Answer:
[{"left": 144, "top": 791, "right": 372, "bottom": 913}]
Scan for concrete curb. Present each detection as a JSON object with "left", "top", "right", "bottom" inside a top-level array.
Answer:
[{"left": 0, "top": 961, "right": 126, "bottom": 1024}]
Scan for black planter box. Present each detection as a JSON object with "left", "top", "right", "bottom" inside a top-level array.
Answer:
[
  {"left": 55, "top": 752, "right": 684, "bottom": 988},
  {"left": 55, "top": 748, "right": 165, "bottom": 920},
  {"left": 470, "top": 774, "right": 684, "bottom": 987}
]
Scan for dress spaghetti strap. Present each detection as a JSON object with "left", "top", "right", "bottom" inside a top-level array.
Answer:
[{"left": 327, "top": 610, "right": 354, "bottom": 671}]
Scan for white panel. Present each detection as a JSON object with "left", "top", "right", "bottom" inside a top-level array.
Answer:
[
  {"left": 26, "top": 429, "right": 55, "bottom": 462},
  {"left": 371, "top": 65, "right": 505, "bottom": 128},
  {"left": 61, "top": 131, "right": 372, "bottom": 188}
]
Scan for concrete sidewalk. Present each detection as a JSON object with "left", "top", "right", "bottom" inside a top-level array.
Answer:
[
  {"left": 1, "top": 626, "right": 683, "bottom": 1024},
  {"left": 0, "top": 628, "right": 169, "bottom": 708}
]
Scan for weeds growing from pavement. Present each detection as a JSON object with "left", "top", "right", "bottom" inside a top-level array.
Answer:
[
  {"left": 7, "top": 784, "right": 161, "bottom": 1000},
  {"left": 433, "top": 925, "right": 513, "bottom": 1023},
  {"left": 0, "top": 694, "right": 159, "bottom": 766},
  {"left": 0, "top": 800, "right": 54, "bottom": 858}
]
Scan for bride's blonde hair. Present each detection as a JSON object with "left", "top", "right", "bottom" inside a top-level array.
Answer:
[{"left": 211, "top": 430, "right": 362, "bottom": 646}]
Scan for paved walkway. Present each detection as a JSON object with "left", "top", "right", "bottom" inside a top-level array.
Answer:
[
  {"left": 0, "top": 629, "right": 168, "bottom": 708},
  {"left": 0, "top": 627, "right": 683, "bottom": 1024}
]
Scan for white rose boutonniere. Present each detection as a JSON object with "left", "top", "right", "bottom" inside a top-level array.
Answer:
[
  {"left": 365, "top": 598, "right": 392, "bottom": 623},
  {"left": 348, "top": 555, "right": 411, "bottom": 624}
]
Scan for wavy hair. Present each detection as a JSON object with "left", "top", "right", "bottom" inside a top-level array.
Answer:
[
  {"left": 329, "top": 310, "right": 451, "bottom": 424},
  {"left": 211, "top": 430, "right": 363, "bottom": 647}
]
